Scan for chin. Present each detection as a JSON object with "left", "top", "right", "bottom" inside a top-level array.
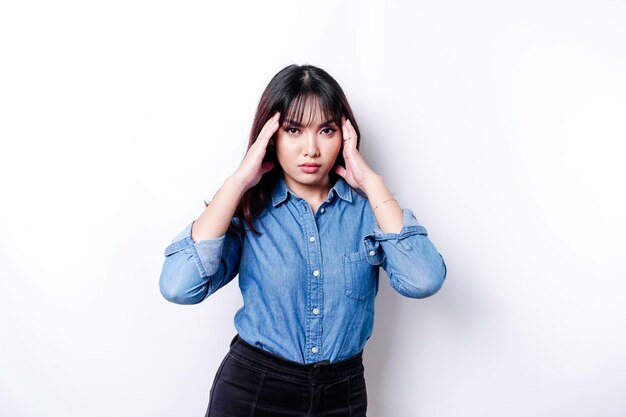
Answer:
[{"left": 288, "top": 170, "right": 329, "bottom": 183}]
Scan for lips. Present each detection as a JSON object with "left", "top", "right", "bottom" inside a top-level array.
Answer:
[{"left": 299, "top": 164, "right": 321, "bottom": 173}]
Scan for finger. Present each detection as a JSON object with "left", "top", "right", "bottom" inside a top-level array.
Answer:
[
  {"left": 262, "top": 112, "right": 280, "bottom": 137},
  {"left": 342, "top": 136, "right": 352, "bottom": 160},
  {"left": 268, "top": 112, "right": 280, "bottom": 134},
  {"left": 346, "top": 119, "right": 358, "bottom": 148},
  {"left": 341, "top": 116, "right": 349, "bottom": 142},
  {"left": 266, "top": 119, "right": 280, "bottom": 141},
  {"left": 334, "top": 164, "right": 346, "bottom": 178},
  {"left": 343, "top": 134, "right": 355, "bottom": 157},
  {"left": 254, "top": 112, "right": 280, "bottom": 148}
]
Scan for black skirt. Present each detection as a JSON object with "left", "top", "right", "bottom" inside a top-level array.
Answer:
[{"left": 205, "top": 334, "right": 368, "bottom": 417}]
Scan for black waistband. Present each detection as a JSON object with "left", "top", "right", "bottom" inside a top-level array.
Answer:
[{"left": 227, "top": 334, "right": 364, "bottom": 383}]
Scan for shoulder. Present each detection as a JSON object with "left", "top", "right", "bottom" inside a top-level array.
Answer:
[{"left": 351, "top": 186, "right": 373, "bottom": 214}]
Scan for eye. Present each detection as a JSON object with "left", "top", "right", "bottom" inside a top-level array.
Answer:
[
  {"left": 284, "top": 127, "right": 300, "bottom": 135},
  {"left": 321, "top": 127, "right": 337, "bottom": 135}
]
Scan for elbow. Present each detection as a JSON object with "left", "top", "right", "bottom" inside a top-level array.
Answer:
[
  {"left": 159, "top": 282, "right": 185, "bottom": 304},
  {"left": 397, "top": 255, "right": 447, "bottom": 299},
  {"left": 159, "top": 278, "right": 207, "bottom": 305},
  {"left": 423, "top": 270, "right": 446, "bottom": 298},
  {"left": 159, "top": 254, "right": 210, "bottom": 305},
  {"left": 401, "top": 278, "right": 444, "bottom": 299}
]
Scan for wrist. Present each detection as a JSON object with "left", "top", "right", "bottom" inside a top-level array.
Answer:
[
  {"left": 360, "top": 174, "right": 383, "bottom": 196},
  {"left": 227, "top": 173, "right": 251, "bottom": 195}
]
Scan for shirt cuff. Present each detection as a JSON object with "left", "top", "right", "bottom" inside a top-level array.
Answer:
[
  {"left": 164, "top": 220, "right": 226, "bottom": 278},
  {"left": 362, "top": 208, "right": 428, "bottom": 265}
]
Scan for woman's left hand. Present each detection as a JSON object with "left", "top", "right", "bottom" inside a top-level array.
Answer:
[{"left": 333, "top": 116, "right": 379, "bottom": 192}]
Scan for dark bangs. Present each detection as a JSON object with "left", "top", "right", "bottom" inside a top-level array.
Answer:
[{"left": 281, "top": 92, "right": 342, "bottom": 129}]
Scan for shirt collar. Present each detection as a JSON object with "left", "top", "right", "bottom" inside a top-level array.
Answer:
[{"left": 271, "top": 175, "right": 353, "bottom": 207}]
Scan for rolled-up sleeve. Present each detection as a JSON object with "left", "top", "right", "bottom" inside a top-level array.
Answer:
[
  {"left": 159, "top": 217, "right": 243, "bottom": 305},
  {"left": 362, "top": 208, "right": 447, "bottom": 299}
]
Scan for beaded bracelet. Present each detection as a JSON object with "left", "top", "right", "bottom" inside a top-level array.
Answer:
[{"left": 373, "top": 197, "right": 397, "bottom": 213}]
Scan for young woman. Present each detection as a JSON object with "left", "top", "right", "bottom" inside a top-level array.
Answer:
[{"left": 159, "top": 64, "right": 447, "bottom": 417}]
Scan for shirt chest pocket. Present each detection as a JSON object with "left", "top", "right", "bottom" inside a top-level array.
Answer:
[{"left": 342, "top": 250, "right": 377, "bottom": 300}]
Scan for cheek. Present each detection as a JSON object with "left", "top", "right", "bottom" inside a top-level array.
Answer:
[
  {"left": 327, "top": 140, "right": 343, "bottom": 158},
  {"left": 275, "top": 138, "right": 297, "bottom": 162}
]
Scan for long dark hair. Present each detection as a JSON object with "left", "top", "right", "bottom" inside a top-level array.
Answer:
[{"left": 231, "top": 64, "right": 361, "bottom": 236}]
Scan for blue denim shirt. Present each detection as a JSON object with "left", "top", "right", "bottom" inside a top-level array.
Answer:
[{"left": 159, "top": 176, "right": 447, "bottom": 364}]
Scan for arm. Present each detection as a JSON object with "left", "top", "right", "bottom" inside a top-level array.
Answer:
[
  {"left": 159, "top": 111, "right": 280, "bottom": 304},
  {"left": 191, "top": 175, "right": 248, "bottom": 241},
  {"left": 159, "top": 175, "right": 248, "bottom": 305},
  {"left": 362, "top": 175, "right": 403, "bottom": 234},
  {"left": 362, "top": 175, "right": 447, "bottom": 299}
]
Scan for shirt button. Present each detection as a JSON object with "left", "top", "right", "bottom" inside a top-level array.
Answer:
[
  {"left": 311, "top": 346, "right": 318, "bottom": 354},
  {"left": 309, "top": 236, "right": 315, "bottom": 242},
  {"left": 369, "top": 250, "right": 376, "bottom": 256},
  {"left": 313, "top": 270, "right": 320, "bottom": 277},
  {"left": 320, "top": 207, "right": 325, "bottom": 213},
  {"left": 313, "top": 308, "right": 319, "bottom": 315}
]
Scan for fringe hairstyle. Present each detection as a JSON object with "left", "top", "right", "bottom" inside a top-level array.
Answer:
[{"left": 219, "top": 64, "right": 362, "bottom": 236}]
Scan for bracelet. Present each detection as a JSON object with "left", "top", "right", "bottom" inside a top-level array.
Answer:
[{"left": 373, "top": 198, "right": 397, "bottom": 213}]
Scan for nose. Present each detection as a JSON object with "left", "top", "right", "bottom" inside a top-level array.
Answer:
[{"left": 304, "top": 131, "right": 320, "bottom": 157}]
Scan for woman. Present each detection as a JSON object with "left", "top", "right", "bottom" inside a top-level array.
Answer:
[{"left": 159, "top": 64, "right": 447, "bottom": 417}]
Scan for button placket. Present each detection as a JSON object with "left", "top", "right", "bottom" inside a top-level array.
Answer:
[{"left": 301, "top": 200, "right": 323, "bottom": 362}]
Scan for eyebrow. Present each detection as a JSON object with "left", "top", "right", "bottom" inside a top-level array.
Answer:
[{"left": 283, "top": 119, "right": 337, "bottom": 128}]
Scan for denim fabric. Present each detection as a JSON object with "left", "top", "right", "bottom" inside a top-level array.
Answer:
[
  {"left": 205, "top": 333, "right": 367, "bottom": 417},
  {"left": 160, "top": 176, "right": 447, "bottom": 364}
]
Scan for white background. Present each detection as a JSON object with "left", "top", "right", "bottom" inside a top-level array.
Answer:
[{"left": 1, "top": 1, "right": 625, "bottom": 416}]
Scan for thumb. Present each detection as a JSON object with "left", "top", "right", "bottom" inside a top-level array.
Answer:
[{"left": 334, "top": 164, "right": 346, "bottom": 178}]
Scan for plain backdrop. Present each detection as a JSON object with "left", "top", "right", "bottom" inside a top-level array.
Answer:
[{"left": 1, "top": 1, "right": 625, "bottom": 416}]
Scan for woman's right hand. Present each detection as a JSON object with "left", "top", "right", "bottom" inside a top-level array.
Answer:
[{"left": 233, "top": 111, "right": 280, "bottom": 190}]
